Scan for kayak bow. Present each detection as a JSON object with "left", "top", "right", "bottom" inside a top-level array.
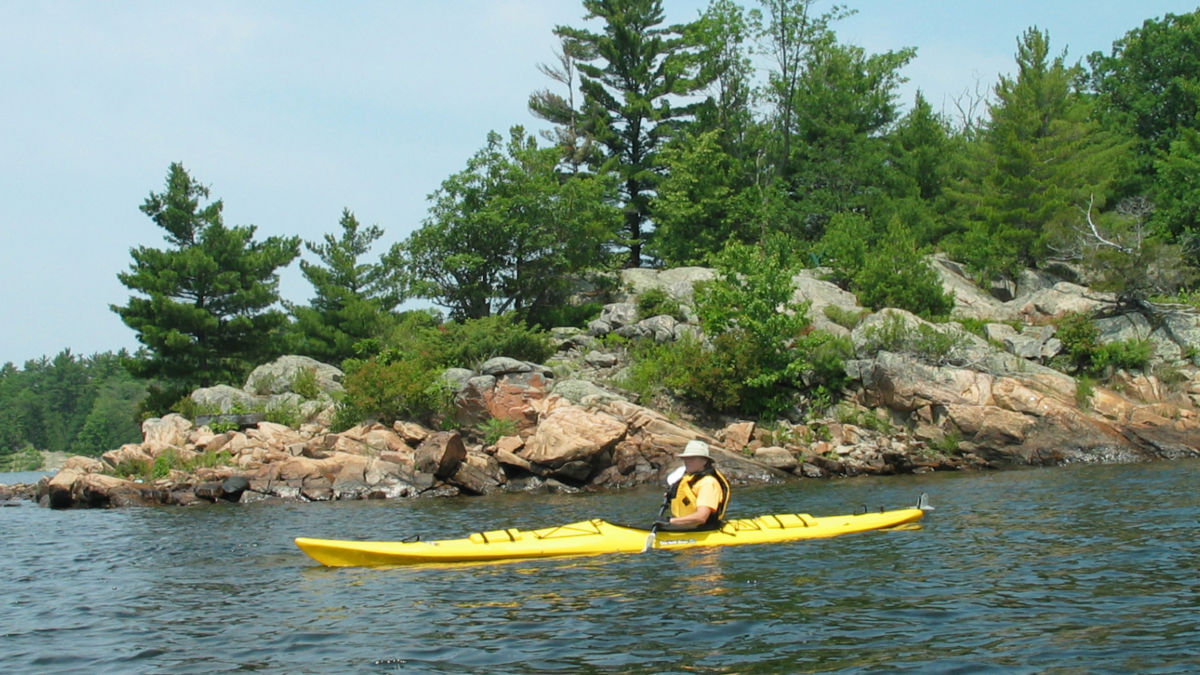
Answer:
[{"left": 295, "top": 496, "right": 930, "bottom": 567}]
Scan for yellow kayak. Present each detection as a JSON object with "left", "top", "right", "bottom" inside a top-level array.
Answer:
[{"left": 295, "top": 497, "right": 930, "bottom": 567}]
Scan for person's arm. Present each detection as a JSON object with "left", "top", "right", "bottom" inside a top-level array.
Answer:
[{"left": 669, "top": 505, "right": 713, "bottom": 526}]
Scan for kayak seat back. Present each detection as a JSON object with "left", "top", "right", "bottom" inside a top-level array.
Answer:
[{"left": 469, "top": 528, "right": 525, "bottom": 544}]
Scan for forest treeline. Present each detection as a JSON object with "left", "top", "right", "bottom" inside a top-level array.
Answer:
[{"left": 4, "top": 0, "right": 1199, "bottom": 467}]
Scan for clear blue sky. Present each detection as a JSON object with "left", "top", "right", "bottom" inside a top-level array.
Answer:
[{"left": 1, "top": 0, "right": 1195, "bottom": 365}]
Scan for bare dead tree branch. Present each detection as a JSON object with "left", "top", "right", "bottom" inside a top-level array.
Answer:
[
  {"left": 949, "top": 73, "right": 990, "bottom": 136},
  {"left": 1078, "top": 193, "right": 1133, "bottom": 254}
]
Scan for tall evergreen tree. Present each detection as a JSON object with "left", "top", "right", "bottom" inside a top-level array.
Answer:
[
  {"left": 883, "top": 91, "right": 962, "bottom": 247},
  {"left": 288, "top": 209, "right": 402, "bottom": 366},
  {"left": 529, "top": 37, "right": 597, "bottom": 174},
  {"left": 946, "top": 28, "right": 1130, "bottom": 281},
  {"left": 687, "top": 0, "right": 756, "bottom": 156},
  {"left": 112, "top": 163, "right": 300, "bottom": 403},
  {"left": 551, "top": 0, "right": 715, "bottom": 266},
  {"left": 785, "top": 34, "right": 915, "bottom": 236}
]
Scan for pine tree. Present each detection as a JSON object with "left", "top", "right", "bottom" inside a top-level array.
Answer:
[
  {"left": 947, "top": 28, "right": 1130, "bottom": 280},
  {"left": 112, "top": 163, "right": 300, "bottom": 400},
  {"left": 551, "top": 0, "right": 715, "bottom": 266},
  {"left": 288, "top": 209, "right": 402, "bottom": 366}
]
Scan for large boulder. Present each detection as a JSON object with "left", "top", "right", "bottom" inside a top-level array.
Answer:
[
  {"left": 102, "top": 444, "right": 155, "bottom": 469},
  {"left": 454, "top": 360, "right": 555, "bottom": 429},
  {"left": 61, "top": 456, "right": 107, "bottom": 474},
  {"left": 846, "top": 347, "right": 1196, "bottom": 465},
  {"left": 597, "top": 400, "right": 713, "bottom": 449},
  {"left": 414, "top": 432, "right": 467, "bottom": 479},
  {"left": 46, "top": 469, "right": 84, "bottom": 509},
  {"left": 142, "top": 414, "right": 193, "bottom": 447},
  {"left": 619, "top": 267, "right": 715, "bottom": 304},
  {"left": 1016, "top": 282, "right": 1117, "bottom": 320},
  {"left": 190, "top": 385, "right": 259, "bottom": 414},
  {"left": 600, "top": 302, "right": 640, "bottom": 328},
  {"left": 754, "top": 446, "right": 798, "bottom": 472},
  {"left": 634, "top": 315, "right": 680, "bottom": 343},
  {"left": 928, "top": 255, "right": 1015, "bottom": 321},
  {"left": 518, "top": 406, "right": 627, "bottom": 469},
  {"left": 790, "top": 270, "right": 866, "bottom": 337},
  {"left": 551, "top": 379, "right": 628, "bottom": 405},
  {"left": 244, "top": 355, "right": 343, "bottom": 396}
]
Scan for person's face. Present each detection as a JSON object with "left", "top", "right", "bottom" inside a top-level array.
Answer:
[{"left": 683, "top": 456, "right": 708, "bottom": 473}]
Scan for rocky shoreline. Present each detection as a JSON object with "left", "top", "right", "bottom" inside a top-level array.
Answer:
[{"left": 4, "top": 259, "right": 1199, "bottom": 509}]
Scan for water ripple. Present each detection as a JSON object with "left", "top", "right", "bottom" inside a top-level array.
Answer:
[{"left": 3, "top": 460, "right": 1200, "bottom": 674}]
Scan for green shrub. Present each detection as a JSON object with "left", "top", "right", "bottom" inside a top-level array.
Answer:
[
  {"left": 926, "top": 432, "right": 960, "bottom": 455},
  {"left": 808, "top": 423, "right": 832, "bottom": 442},
  {"left": 265, "top": 398, "right": 304, "bottom": 427},
  {"left": 853, "top": 219, "right": 955, "bottom": 319},
  {"left": 291, "top": 368, "right": 321, "bottom": 400},
  {"left": 949, "top": 317, "right": 993, "bottom": 339},
  {"left": 759, "top": 423, "right": 799, "bottom": 447},
  {"left": 613, "top": 241, "right": 857, "bottom": 419},
  {"left": 1093, "top": 339, "right": 1152, "bottom": 374},
  {"left": 378, "top": 313, "right": 553, "bottom": 370},
  {"left": 834, "top": 403, "right": 892, "bottom": 433},
  {"left": 113, "top": 447, "right": 235, "bottom": 480},
  {"left": 1056, "top": 312, "right": 1100, "bottom": 371},
  {"left": 527, "top": 301, "right": 604, "bottom": 330},
  {"left": 859, "top": 312, "right": 968, "bottom": 365},
  {"left": 113, "top": 458, "right": 154, "bottom": 481},
  {"left": 152, "top": 452, "right": 172, "bottom": 480},
  {"left": 330, "top": 402, "right": 363, "bottom": 434},
  {"left": 340, "top": 358, "right": 452, "bottom": 426},
  {"left": 190, "top": 449, "right": 234, "bottom": 470},
  {"left": 823, "top": 304, "right": 868, "bottom": 330},
  {"left": 479, "top": 417, "right": 519, "bottom": 445},
  {"left": 636, "top": 287, "right": 684, "bottom": 321},
  {"left": 209, "top": 420, "right": 239, "bottom": 434},
  {"left": 1055, "top": 311, "right": 1152, "bottom": 378},
  {"left": 818, "top": 212, "right": 873, "bottom": 286}
]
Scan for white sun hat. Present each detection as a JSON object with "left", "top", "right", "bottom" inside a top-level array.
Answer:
[{"left": 679, "top": 440, "right": 712, "bottom": 459}]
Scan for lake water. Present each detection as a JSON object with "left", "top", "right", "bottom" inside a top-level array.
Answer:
[{"left": 2, "top": 460, "right": 1199, "bottom": 674}]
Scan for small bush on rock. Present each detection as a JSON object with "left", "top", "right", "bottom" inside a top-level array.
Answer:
[
  {"left": 373, "top": 312, "right": 553, "bottom": 371},
  {"left": 339, "top": 358, "right": 452, "bottom": 427},
  {"left": 636, "top": 287, "right": 685, "bottom": 321},
  {"left": 823, "top": 304, "right": 868, "bottom": 330},
  {"left": 479, "top": 417, "right": 519, "bottom": 445},
  {"left": 617, "top": 242, "right": 853, "bottom": 419},
  {"left": 860, "top": 312, "right": 971, "bottom": 366},
  {"left": 291, "top": 368, "right": 321, "bottom": 400},
  {"left": 1054, "top": 312, "right": 1152, "bottom": 379}
]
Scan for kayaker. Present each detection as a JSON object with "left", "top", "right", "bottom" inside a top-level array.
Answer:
[{"left": 659, "top": 440, "right": 731, "bottom": 531}]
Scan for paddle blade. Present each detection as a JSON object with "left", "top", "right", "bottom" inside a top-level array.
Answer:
[
  {"left": 642, "top": 531, "right": 656, "bottom": 553},
  {"left": 666, "top": 465, "right": 685, "bottom": 485}
]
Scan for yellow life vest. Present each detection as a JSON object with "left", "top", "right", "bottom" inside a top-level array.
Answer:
[{"left": 670, "top": 468, "right": 731, "bottom": 525}]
